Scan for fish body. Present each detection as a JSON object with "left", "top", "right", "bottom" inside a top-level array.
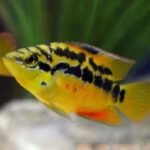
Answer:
[{"left": 3, "top": 42, "right": 150, "bottom": 125}]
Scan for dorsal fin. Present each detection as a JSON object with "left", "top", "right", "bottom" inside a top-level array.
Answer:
[
  {"left": 72, "top": 42, "right": 102, "bottom": 54},
  {"left": 94, "top": 52, "right": 135, "bottom": 81},
  {"left": 0, "top": 32, "right": 16, "bottom": 76},
  {"left": 66, "top": 42, "right": 135, "bottom": 81}
]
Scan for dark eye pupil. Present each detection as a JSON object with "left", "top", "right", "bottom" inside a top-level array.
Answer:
[{"left": 25, "top": 55, "right": 38, "bottom": 64}]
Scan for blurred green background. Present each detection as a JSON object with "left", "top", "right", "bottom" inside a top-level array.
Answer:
[{"left": 0, "top": 0, "right": 150, "bottom": 106}]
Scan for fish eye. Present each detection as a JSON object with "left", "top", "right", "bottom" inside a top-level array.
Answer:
[
  {"left": 24, "top": 54, "right": 38, "bottom": 68},
  {"left": 25, "top": 54, "right": 38, "bottom": 64}
]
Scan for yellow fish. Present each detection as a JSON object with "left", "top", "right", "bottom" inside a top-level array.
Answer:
[{"left": 2, "top": 42, "right": 150, "bottom": 125}]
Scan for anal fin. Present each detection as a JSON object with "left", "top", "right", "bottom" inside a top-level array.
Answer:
[{"left": 77, "top": 107, "right": 121, "bottom": 125}]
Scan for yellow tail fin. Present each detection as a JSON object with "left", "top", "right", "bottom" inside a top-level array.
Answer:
[{"left": 116, "top": 82, "right": 150, "bottom": 122}]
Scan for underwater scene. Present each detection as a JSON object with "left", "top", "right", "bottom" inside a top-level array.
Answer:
[{"left": 0, "top": 0, "right": 150, "bottom": 150}]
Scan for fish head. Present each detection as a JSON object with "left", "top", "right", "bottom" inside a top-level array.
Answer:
[{"left": 3, "top": 46, "right": 53, "bottom": 94}]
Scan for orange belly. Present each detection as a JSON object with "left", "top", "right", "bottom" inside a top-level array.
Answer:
[{"left": 37, "top": 72, "right": 113, "bottom": 113}]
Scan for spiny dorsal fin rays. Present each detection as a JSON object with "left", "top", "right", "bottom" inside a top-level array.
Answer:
[
  {"left": 0, "top": 32, "right": 17, "bottom": 76},
  {"left": 94, "top": 54, "right": 135, "bottom": 81},
  {"left": 63, "top": 42, "right": 135, "bottom": 81},
  {"left": 67, "top": 42, "right": 103, "bottom": 54}
]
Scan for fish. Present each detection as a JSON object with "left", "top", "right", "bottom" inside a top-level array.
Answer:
[
  {"left": 2, "top": 42, "right": 150, "bottom": 125},
  {"left": 0, "top": 32, "right": 16, "bottom": 76}
]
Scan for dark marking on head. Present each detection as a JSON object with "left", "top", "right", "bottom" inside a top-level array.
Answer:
[
  {"left": 17, "top": 50, "right": 25, "bottom": 54},
  {"left": 14, "top": 57, "right": 23, "bottom": 63},
  {"left": 102, "top": 79, "right": 113, "bottom": 92},
  {"left": 112, "top": 85, "right": 120, "bottom": 102},
  {"left": 26, "top": 47, "right": 34, "bottom": 53},
  {"left": 39, "top": 62, "right": 51, "bottom": 72},
  {"left": 36, "top": 46, "right": 53, "bottom": 62},
  {"left": 25, "top": 48, "right": 40, "bottom": 56},
  {"left": 94, "top": 75, "right": 103, "bottom": 88},
  {"left": 82, "top": 67, "right": 93, "bottom": 83},
  {"left": 65, "top": 65, "right": 81, "bottom": 78},
  {"left": 120, "top": 89, "right": 126, "bottom": 103},
  {"left": 54, "top": 47, "right": 85, "bottom": 64},
  {"left": 41, "top": 81, "right": 47, "bottom": 87}
]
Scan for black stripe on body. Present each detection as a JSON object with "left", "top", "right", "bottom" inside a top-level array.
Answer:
[
  {"left": 52, "top": 63, "right": 70, "bottom": 74},
  {"left": 54, "top": 47, "right": 85, "bottom": 64},
  {"left": 94, "top": 75, "right": 103, "bottom": 88},
  {"left": 82, "top": 67, "right": 93, "bottom": 83},
  {"left": 112, "top": 85, "right": 120, "bottom": 102},
  {"left": 39, "top": 62, "right": 51, "bottom": 72},
  {"left": 89, "top": 58, "right": 112, "bottom": 75},
  {"left": 119, "top": 89, "right": 126, "bottom": 103},
  {"left": 65, "top": 65, "right": 82, "bottom": 78},
  {"left": 103, "top": 67, "right": 112, "bottom": 75},
  {"left": 89, "top": 58, "right": 98, "bottom": 70},
  {"left": 102, "top": 78, "right": 113, "bottom": 92}
]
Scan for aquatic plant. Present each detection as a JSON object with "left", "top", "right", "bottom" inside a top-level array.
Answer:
[{"left": 0, "top": 0, "right": 149, "bottom": 60}]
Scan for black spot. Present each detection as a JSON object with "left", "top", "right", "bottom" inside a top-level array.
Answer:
[
  {"left": 65, "top": 65, "right": 81, "bottom": 78},
  {"left": 102, "top": 79, "right": 113, "bottom": 92},
  {"left": 94, "top": 75, "right": 103, "bottom": 88},
  {"left": 36, "top": 46, "right": 53, "bottom": 62},
  {"left": 112, "top": 85, "right": 120, "bottom": 102},
  {"left": 41, "top": 81, "right": 47, "bottom": 86},
  {"left": 54, "top": 47, "right": 85, "bottom": 64},
  {"left": 82, "top": 67, "right": 93, "bottom": 83},
  {"left": 120, "top": 89, "right": 126, "bottom": 103},
  {"left": 103, "top": 67, "right": 113, "bottom": 75},
  {"left": 52, "top": 63, "right": 70, "bottom": 74},
  {"left": 39, "top": 62, "right": 51, "bottom": 72},
  {"left": 89, "top": 58, "right": 98, "bottom": 70}
]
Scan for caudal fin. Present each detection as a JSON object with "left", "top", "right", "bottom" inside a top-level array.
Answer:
[{"left": 116, "top": 82, "right": 150, "bottom": 122}]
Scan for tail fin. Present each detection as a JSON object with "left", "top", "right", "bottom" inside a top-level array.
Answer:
[{"left": 116, "top": 82, "right": 150, "bottom": 122}]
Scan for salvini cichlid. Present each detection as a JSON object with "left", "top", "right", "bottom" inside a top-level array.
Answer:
[{"left": 1, "top": 33, "right": 150, "bottom": 125}]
